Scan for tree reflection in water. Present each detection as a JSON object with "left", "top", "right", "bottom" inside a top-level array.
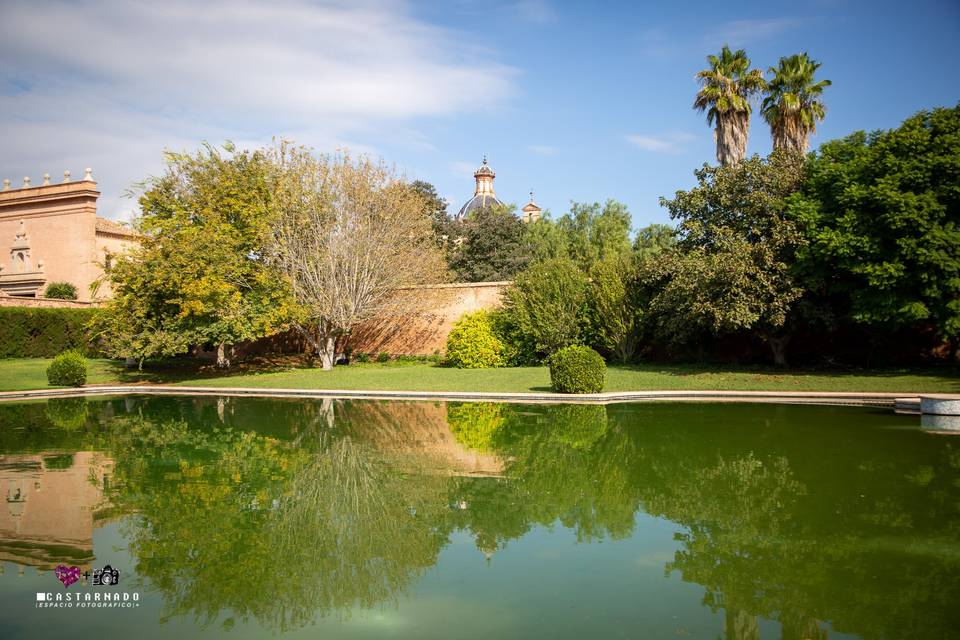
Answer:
[{"left": 0, "top": 396, "right": 958, "bottom": 637}]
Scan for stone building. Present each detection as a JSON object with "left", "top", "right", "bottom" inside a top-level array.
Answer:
[{"left": 0, "top": 170, "right": 139, "bottom": 301}]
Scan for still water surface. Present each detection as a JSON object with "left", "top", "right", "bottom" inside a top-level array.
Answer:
[{"left": 0, "top": 395, "right": 957, "bottom": 639}]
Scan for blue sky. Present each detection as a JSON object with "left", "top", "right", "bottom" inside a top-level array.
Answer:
[{"left": 1, "top": 0, "right": 959, "bottom": 229}]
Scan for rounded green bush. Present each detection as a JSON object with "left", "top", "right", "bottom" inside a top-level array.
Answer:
[
  {"left": 549, "top": 345, "right": 606, "bottom": 393},
  {"left": 445, "top": 311, "right": 507, "bottom": 369},
  {"left": 44, "top": 282, "right": 79, "bottom": 300},
  {"left": 46, "top": 350, "right": 88, "bottom": 387}
]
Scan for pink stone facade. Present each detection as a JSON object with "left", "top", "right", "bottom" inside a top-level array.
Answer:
[{"left": 0, "top": 177, "right": 138, "bottom": 302}]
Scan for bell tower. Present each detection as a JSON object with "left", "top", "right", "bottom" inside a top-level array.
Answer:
[{"left": 473, "top": 156, "right": 496, "bottom": 197}]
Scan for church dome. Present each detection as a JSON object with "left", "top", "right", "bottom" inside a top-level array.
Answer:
[
  {"left": 457, "top": 193, "right": 504, "bottom": 219},
  {"left": 456, "top": 157, "right": 503, "bottom": 219}
]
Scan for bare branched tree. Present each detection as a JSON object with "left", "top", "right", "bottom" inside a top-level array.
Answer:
[{"left": 268, "top": 143, "right": 448, "bottom": 369}]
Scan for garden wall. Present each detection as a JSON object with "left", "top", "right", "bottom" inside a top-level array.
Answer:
[
  {"left": 349, "top": 282, "right": 508, "bottom": 356},
  {"left": 238, "top": 281, "right": 509, "bottom": 359},
  {"left": 0, "top": 295, "right": 100, "bottom": 309}
]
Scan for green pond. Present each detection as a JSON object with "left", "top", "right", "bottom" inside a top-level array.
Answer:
[{"left": 0, "top": 395, "right": 958, "bottom": 639}]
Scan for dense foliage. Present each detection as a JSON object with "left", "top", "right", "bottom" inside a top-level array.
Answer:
[
  {"left": 43, "top": 281, "right": 78, "bottom": 300},
  {"left": 46, "top": 350, "right": 87, "bottom": 386},
  {"left": 654, "top": 152, "right": 806, "bottom": 364},
  {"left": 501, "top": 257, "right": 589, "bottom": 360},
  {"left": 549, "top": 345, "right": 606, "bottom": 393},
  {"left": 0, "top": 307, "right": 101, "bottom": 357},
  {"left": 585, "top": 257, "right": 643, "bottom": 363},
  {"left": 790, "top": 104, "right": 960, "bottom": 352},
  {"left": 94, "top": 143, "right": 292, "bottom": 367},
  {"left": 447, "top": 204, "right": 531, "bottom": 282},
  {"left": 445, "top": 311, "right": 506, "bottom": 369}
]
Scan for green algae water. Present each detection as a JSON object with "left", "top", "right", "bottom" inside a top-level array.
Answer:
[{"left": 0, "top": 395, "right": 958, "bottom": 639}]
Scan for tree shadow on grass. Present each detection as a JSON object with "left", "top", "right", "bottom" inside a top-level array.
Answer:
[{"left": 105, "top": 355, "right": 314, "bottom": 385}]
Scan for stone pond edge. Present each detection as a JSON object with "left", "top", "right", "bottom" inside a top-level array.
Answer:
[{"left": 1, "top": 384, "right": 947, "bottom": 408}]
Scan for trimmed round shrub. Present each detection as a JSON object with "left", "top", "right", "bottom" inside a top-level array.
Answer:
[
  {"left": 46, "top": 350, "right": 88, "bottom": 387},
  {"left": 445, "top": 311, "right": 506, "bottom": 369},
  {"left": 549, "top": 345, "right": 606, "bottom": 393},
  {"left": 44, "top": 282, "right": 79, "bottom": 300}
]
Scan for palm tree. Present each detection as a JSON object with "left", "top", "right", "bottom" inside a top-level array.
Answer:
[
  {"left": 761, "top": 53, "right": 831, "bottom": 152},
  {"left": 694, "top": 45, "right": 766, "bottom": 166}
]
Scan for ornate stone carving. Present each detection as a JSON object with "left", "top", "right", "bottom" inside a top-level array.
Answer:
[{"left": 0, "top": 219, "right": 46, "bottom": 296}]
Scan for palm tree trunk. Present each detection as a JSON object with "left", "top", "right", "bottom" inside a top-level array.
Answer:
[{"left": 717, "top": 111, "right": 750, "bottom": 166}]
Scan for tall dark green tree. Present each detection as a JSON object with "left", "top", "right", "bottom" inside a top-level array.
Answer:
[
  {"left": 409, "top": 180, "right": 451, "bottom": 245},
  {"left": 655, "top": 152, "right": 807, "bottom": 364},
  {"left": 447, "top": 204, "right": 531, "bottom": 282},
  {"left": 501, "top": 257, "right": 589, "bottom": 359},
  {"left": 789, "top": 104, "right": 960, "bottom": 356}
]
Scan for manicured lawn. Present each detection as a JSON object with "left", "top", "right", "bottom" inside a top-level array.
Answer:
[{"left": 1, "top": 357, "right": 957, "bottom": 394}]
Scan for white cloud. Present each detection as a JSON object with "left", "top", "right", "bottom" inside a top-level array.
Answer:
[
  {"left": 0, "top": 0, "right": 516, "bottom": 220},
  {"left": 625, "top": 132, "right": 696, "bottom": 154},
  {"left": 527, "top": 144, "right": 558, "bottom": 156}
]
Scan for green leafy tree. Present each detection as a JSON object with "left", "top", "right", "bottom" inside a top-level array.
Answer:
[
  {"left": 656, "top": 152, "right": 806, "bottom": 364},
  {"left": 523, "top": 213, "right": 570, "bottom": 263},
  {"left": 557, "top": 200, "right": 632, "bottom": 270},
  {"left": 447, "top": 204, "right": 531, "bottom": 282},
  {"left": 789, "top": 104, "right": 960, "bottom": 355},
  {"left": 632, "top": 223, "right": 677, "bottom": 261},
  {"left": 694, "top": 45, "right": 766, "bottom": 166},
  {"left": 501, "top": 257, "right": 589, "bottom": 359},
  {"left": 409, "top": 180, "right": 452, "bottom": 247},
  {"left": 94, "top": 143, "right": 291, "bottom": 367},
  {"left": 585, "top": 257, "right": 643, "bottom": 362},
  {"left": 762, "top": 53, "right": 831, "bottom": 152}
]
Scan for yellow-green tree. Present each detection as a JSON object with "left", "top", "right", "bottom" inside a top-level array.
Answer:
[{"left": 94, "top": 143, "right": 292, "bottom": 366}]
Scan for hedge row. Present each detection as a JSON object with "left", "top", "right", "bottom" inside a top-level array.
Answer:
[{"left": 0, "top": 307, "right": 103, "bottom": 358}]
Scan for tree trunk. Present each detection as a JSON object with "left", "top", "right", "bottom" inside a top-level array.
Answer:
[
  {"left": 767, "top": 334, "right": 791, "bottom": 367},
  {"left": 293, "top": 322, "right": 339, "bottom": 370},
  {"left": 216, "top": 342, "right": 231, "bottom": 368},
  {"left": 319, "top": 333, "right": 336, "bottom": 370},
  {"left": 716, "top": 111, "right": 750, "bottom": 166},
  {"left": 725, "top": 609, "right": 759, "bottom": 640}
]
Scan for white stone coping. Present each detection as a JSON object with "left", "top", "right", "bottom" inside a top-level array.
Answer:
[
  {"left": 920, "top": 395, "right": 960, "bottom": 416},
  {"left": 0, "top": 385, "right": 939, "bottom": 407}
]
